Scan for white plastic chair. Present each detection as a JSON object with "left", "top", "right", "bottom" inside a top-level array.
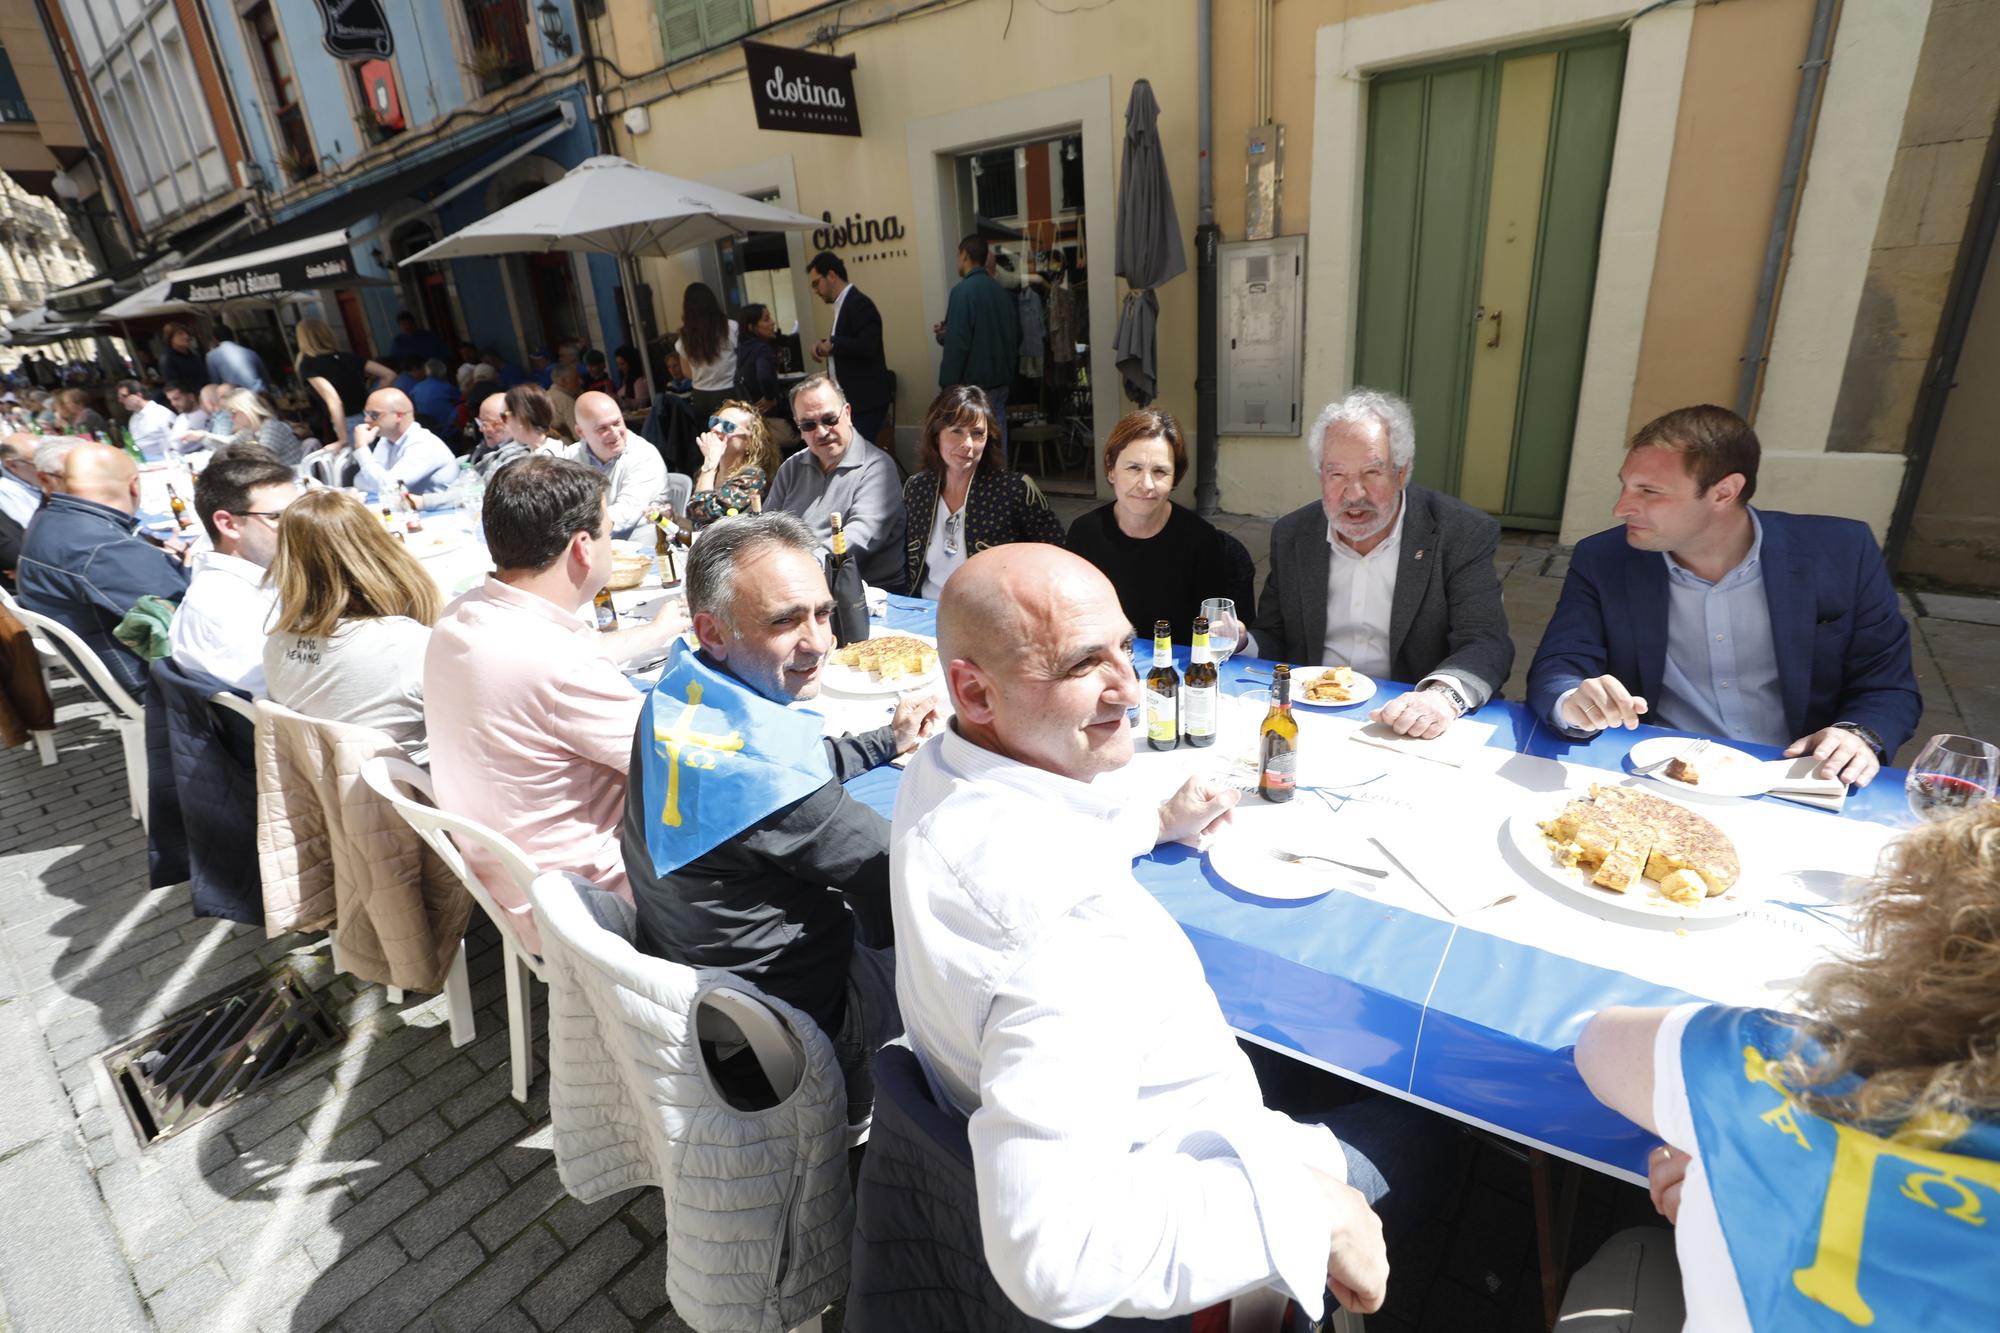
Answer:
[
  {"left": 362, "top": 755, "right": 546, "bottom": 1102},
  {"left": 662, "top": 471, "right": 693, "bottom": 516},
  {"left": 0, "top": 584, "right": 62, "bottom": 765},
  {"left": 7, "top": 602, "right": 146, "bottom": 822},
  {"left": 296, "top": 445, "right": 344, "bottom": 487}
]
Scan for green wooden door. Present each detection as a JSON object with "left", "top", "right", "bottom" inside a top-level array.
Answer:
[{"left": 1354, "top": 34, "right": 1626, "bottom": 529}]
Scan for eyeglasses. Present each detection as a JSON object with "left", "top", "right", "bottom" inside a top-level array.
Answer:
[
  {"left": 363, "top": 409, "right": 389, "bottom": 420},
  {"left": 230, "top": 510, "right": 286, "bottom": 523},
  {"left": 801, "top": 411, "right": 844, "bottom": 434},
  {"left": 706, "top": 415, "right": 743, "bottom": 436}
]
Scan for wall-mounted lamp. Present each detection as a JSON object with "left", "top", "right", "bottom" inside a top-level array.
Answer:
[
  {"left": 369, "top": 246, "right": 387, "bottom": 268},
  {"left": 536, "top": 0, "right": 574, "bottom": 57}
]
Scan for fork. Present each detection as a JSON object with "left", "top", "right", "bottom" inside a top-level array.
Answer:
[
  {"left": 1632, "top": 737, "right": 1711, "bottom": 777},
  {"left": 1267, "top": 847, "right": 1390, "bottom": 878}
]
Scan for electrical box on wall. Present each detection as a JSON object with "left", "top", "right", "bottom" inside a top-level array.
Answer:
[
  {"left": 1219, "top": 235, "right": 1305, "bottom": 436},
  {"left": 1244, "top": 124, "right": 1284, "bottom": 241}
]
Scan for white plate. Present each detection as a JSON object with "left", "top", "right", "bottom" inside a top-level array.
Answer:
[
  {"left": 820, "top": 628, "right": 942, "bottom": 698},
  {"left": 1291, "top": 667, "right": 1377, "bottom": 710},
  {"left": 1627, "top": 736, "right": 1770, "bottom": 800},
  {"left": 1205, "top": 801, "right": 1382, "bottom": 901},
  {"left": 1502, "top": 804, "right": 1756, "bottom": 923},
  {"left": 404, "top": 530, "right": 467, "bottom": 560}
]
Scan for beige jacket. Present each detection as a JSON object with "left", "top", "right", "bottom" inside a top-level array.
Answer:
[{"left": 254, "top": 700, "right": 471, "bottom": 991}]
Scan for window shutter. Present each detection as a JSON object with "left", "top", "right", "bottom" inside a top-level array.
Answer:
[
  {"left": 700, "top": 0, "right": 752, "bottom": 44},
  {"left": 657, "top": 0, "right": 750, "bottom": 60}
]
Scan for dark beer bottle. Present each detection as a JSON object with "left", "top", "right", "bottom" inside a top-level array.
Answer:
[
  {"left": 1258, "top": 664, "right": 1299, "bottom": 802},
  {"left": 1183, "top": 616, "right": 1217, "bottom": 748},
  {"left": 826, "top": 510, "right": 869, "bottom": 646},
  {"left": 1144, "top": 620, "right": 1180, "bottom": 752}
]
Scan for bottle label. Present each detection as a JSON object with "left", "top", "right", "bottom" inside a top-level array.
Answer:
[
  {"left": 594, "top": 600, "right": 618, "bottom": 631},
  {"left": 1260, "top": 742, "right": 1296, "bottom": 788},
  {"left": 1145, "top": 689, "right": 1177, "bottom": 742},
  {"left": 1183, "top": 685, "right": 1217, "bottom": 737}
]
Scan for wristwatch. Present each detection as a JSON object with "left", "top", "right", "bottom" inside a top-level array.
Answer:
[
  {"left": 1421, "top": 680, "right": 1468, "bottom": 718},
  {"left": 1830, "top": 721, "right": 1886, "bottom": 760}
]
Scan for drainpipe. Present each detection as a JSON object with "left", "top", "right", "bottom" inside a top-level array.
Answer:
[
  {"left": 1882, "top": 122, "right": 2000, "bottom": 570},
  {"left": 1735, "top": 0, "right": 1840, "bottom": 418},
  {"left": 1193, "top": 0, "right": 1221, "bottom": 515}
]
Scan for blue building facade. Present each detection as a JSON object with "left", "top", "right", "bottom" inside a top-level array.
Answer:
[{"left": 192, "top": 0, "right": 625, "bottom": 366}]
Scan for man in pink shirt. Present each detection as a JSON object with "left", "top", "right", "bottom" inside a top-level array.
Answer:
[{"left": 425, "top": 455, "right": 688, "bottom": 950}]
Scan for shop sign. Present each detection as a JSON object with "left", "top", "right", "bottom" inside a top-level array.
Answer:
[
  {"left": 313, "top": 0, "right": 394, "bottom": 60},
  {"left": 743, "top": 41, "right": 861, "bottom": 138},
  {"left": 167, "top": 243, "right": 361, "bottom": 304}
]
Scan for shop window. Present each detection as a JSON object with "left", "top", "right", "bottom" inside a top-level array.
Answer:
[
  {"left": 655, "top": 0, "right": 751, "bottom": 63},
  {"left": 970, "top": 148, "right": 1020, "bottom": 221},
  {"left": 462, "top": 0, "right": 535, "bottom": 93}
]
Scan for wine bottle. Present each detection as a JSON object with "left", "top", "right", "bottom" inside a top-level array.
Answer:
[
  {"left": 592, "top": 585, "right": 620, "bottom": 632},
  {"left": 166, "top": 483, "right": 192, "bottom": 532},
  {"left": 1144, "top": 619, "right": 1180, "bottom": 751},
  {"left": 1183, "top": 616, "right": 1217, "bottom": 748},
  {"left": 826, "top": 510, "right": 869, "bottom": 647},
  {"left": 1259, "top": 664, "right": 1298, "bottom": 803}
]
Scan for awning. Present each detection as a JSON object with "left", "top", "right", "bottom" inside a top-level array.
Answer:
[
  {"left": 100, "top": 278, "right": 199, "bottom": 321},
  {"left": 3, "top": 305, "right": 107, "bottom": 345},
  {"left": 167, "top": 104, "right": 569, "bottom": 306}
]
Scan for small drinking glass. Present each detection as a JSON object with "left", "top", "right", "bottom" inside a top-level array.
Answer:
[
  {"left": 1201, "top": 597, "right": 1239, "bottom": 664},
  {"left": 1904, "top": 734, "right": 1999, "bottom": 824}
]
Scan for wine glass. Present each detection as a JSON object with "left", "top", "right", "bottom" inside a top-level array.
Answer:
[
  {"left": 1905, "top": 734, "right": 1999, "bottom": 823},
  {"left": 1201, "top": 597, "right": 1238, "bottom": 664}
]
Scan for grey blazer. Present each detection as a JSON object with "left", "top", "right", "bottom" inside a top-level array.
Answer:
[{"left": 1249, "top": 485, "right": 1514, "bottom": 706}]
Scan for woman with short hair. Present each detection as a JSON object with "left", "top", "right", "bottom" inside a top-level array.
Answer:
[
  {"left": 902, "top": 385, "right": 1064, "bottom": 599},
  {"left": 1065, "top": 407, "right": 1254, "bottom": 636},
  {"left": 158, "top": 321, "right": 207, "bottom": 393},
  {"left": 684, "top": 400, "right": 780, "bottom": 529},
  {"left": 1574, "top": 804, "right": 2000, "bottom": 1331},
  {"left": 208, "top": 388, "right": 304, "bottom": 465},
  {"left": 262, "top": 489, "right": 441, "bottom": 756}
]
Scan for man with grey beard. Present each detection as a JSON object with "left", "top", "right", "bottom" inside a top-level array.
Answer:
[{"left": 1235, "top": 387, "right": 1512, "bottom": 739}]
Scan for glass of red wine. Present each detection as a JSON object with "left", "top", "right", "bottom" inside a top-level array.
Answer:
[{"left": 1905, "top": 734, "right": 1999, "bottom": 823}]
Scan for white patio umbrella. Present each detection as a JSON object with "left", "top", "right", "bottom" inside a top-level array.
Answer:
[{"left": 401, "top": 155, "right": 825, "bottom": 360}]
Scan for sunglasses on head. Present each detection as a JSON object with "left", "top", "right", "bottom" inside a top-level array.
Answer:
[
  {"left": 801, "top": 411, "right": 844, "bottom": 433},
  {"left": 706, "top": 415, "right": 742, "bottom": 436}
]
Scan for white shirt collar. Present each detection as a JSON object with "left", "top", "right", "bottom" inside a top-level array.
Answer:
[
  {"left": 192, "top": 549, "right": 270, "bottom": 585},
  {"left": 935, "top": 724, "right": 1142, "bottom": 829}
]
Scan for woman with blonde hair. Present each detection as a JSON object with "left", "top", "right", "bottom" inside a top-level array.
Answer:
[
  {"left": 262, "top": 489, "right": 441, "bottom": 755},
  {"left": 295, "top": 316, "right": 394, "bottom": 447},
  {"left": 683, "top": 399, "right": 779, "bottom": 528},
  {"left": 1573, "top": 803, "right": 2000, "bottom": 1330},
  {"left": 206, "top": 388, "right": 304, "bottom": 465}
]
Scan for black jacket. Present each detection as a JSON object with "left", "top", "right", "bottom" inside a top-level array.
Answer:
[
  {"left": 827, "top": 285, "right": 891, "bottom": 412},
  {"left": 146, "top": 655, "right": 261, "bottom": 922}
]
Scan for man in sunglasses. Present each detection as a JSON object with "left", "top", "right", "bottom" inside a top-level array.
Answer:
[
  {"left": 345, "top": 388, "right": 457, "bottom": 495},
  {"left": 764, "top": 375, "right": 906, "bottom": 592},
  {"left": 171, "top": 447, "right": 298, "bottom": 693},
  {"left": 570, "top": 391, "right": 668, "bottom": 538}
]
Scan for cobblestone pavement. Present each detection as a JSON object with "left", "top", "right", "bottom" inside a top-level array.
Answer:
[{"left": 3, "top": 521, "right": 1994, "bottom": 1331}]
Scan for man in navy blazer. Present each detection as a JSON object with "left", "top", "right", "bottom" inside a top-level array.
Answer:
[
  {"left": 1527, "top": 405, "right": 1919, "bottom": 786},
  {"left": 808, "top": 252, "right": 892, "bottom": 445}
]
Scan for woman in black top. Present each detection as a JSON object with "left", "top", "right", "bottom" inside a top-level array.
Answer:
[
  {"left": 158, "top": 321, "right": 208, "bottom": 394},
  {"left": 294, "top": 317, "right": 395, "bottom": 447},
  {"left": 1065, "top": 407, "right": 1255, "bottom": 638},
  {"left": 903, "top": 386, "right": 1064, "bottom": 597}
]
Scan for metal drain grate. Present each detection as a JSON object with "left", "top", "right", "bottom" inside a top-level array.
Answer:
[{"left": 103, "top": 966, "right": 346, "bottom": 1147}]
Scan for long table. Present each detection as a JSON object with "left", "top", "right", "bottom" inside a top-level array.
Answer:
[{"left": 839, "top": 598, "right": 1912, "bottom": 1186}]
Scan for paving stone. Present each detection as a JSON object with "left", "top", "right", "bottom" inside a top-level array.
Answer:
[
  {"left": 545, "top": 1185, "right": 640, "bottom": 1247},
  {"left": 413, "top": 1101, "right": 529, "bottom": 1189},
  {"left": 607, "top": 1238, "right": 668, "bottom": 1317},
  {"left": 285, "top": 1230, "right": 409, "bottom": 1333},
  {"left": 520, "top": 1218, "right": 644, "bottom": 1329},
  {"left": 148, "top": 1257, "right": 233, "bottom": 1331},
  {"left": 343, "top": 1230, "right": 483, "bottom": 1331},
  {"left": 304, "top": 1166, "right": 428, "bottom": 1269},
  {"left": 390, "top": 1161, "right": 508, "bottom": 1259},
  {"left": 373, "top": 1055, "right": 480, "bottom": 1135},
  {"left": 468, "top": 1158, "right": 567, "bottom": 1251},
  {"left": 555, "top": 1293, "right": 634, "bottom": 1331},
  {"left": 438, "top": 1061, "right": 516, "bottom": 1129},
  {"left": 429, "top": 1224, "right": 564, "bottom": 1333}
]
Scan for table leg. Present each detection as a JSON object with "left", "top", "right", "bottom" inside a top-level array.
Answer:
[{"left": 1529, "top": 1148, "right": 1579, "bottom": 1330}]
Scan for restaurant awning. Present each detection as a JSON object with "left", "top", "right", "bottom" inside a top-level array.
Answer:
[
  {"left": 166, "top": 104, "right": 570, "bottom": 306},
  {"left": 2, "top": 304, "right": 107, "bottom": 345}
]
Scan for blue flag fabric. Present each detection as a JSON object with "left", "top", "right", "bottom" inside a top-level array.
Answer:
[
  {"left": 1682, "top": 1005, "right": 2000, "bottom": 1331},
  {"left": 638, "top": 642, "right": 833, "bottom": 878}
]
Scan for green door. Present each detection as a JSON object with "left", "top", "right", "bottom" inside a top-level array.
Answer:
[{"left": 1354, "top": 34, "right": 1626, "bottom": 530}]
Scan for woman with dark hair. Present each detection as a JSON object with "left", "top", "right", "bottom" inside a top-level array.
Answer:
[
  {"left": 731, "top": 303, "right": 781, "bottom": 409},
  {"left": 674, "top": 282, "right": 738, "bottom": 422},
  {"left": 295, "top": 317, "right": 395, "bottom": 447},
  {"left": 1572, "top": 804, "right": 2000, "bottom": 1331},
  {"left": 158, "top": 321, "right": 208, "bottom": 394},
  {"left": 613, "top": 344, "right": 649, "bottom": 413},
  {"left": 470, "top": 383, "right": 563, "bottom": 478},
  {"left": 902, "top": 386, "right": 1064, "bottom": 598},
  {"left": 1065, "top": 407, "right": 1255, "bottom": 636}
]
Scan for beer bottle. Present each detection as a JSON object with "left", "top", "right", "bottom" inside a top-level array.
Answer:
[
  {"left": 1144, "top": 620, "right": 1180, "bottom": 751},
  {"left": 593, "top": 585, "right": 620, "bottom": 632},
  {"left": 166, "top": 483, "right": 192, "bottom": 532},
  {"left": 1183, "top": 616, "right": 1217, "bottom": 748},
  {"left": 1258, "top": 664, "right": 1299, "bottom": 802},
  {"left": 656, "top": 507, "right": 682, "bottom": 586},
  {"left": 825, "top": 510, "right": 869, "bottom": 646}
]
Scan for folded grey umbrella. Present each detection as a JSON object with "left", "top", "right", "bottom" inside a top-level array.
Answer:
[{"left": 1114, "top": 79, "right": 1187, "bottom": 405}]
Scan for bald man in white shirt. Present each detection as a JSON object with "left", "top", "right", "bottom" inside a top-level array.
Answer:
[
  {"left": 887, "top": 545, "right": 1451, "bottom": 1327},
  {"left": 569, "top": 390, "right": 667, "bottom": 537}
]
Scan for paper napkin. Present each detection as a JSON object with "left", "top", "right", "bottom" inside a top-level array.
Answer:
[{"left": 1349, "top": 717, "right": 1500, "bottom": 768}]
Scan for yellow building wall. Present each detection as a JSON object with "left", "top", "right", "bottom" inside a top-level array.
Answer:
[{"left": 591, "top": 0, "right": 1201, "bottom": 500}]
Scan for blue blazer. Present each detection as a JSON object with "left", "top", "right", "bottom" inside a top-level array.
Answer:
[{"left": 1527, "top": 510, "right": 1921, "bottom": 759}]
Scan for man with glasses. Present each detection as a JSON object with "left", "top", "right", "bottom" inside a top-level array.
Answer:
[
  {"left": 467, "top": 391, "right": 513, "bottom": 474},
  {"left": 171, "top": 447, "right": 299, "bottom": 693},
  {"left": 345, "top": 387, "right": 457, "bottom": 495},
  {"left": 569, "top": 391, "right": 667, "bottom": 538},
  {"left": 1234, "top": 387, "right": 1513, "bottom": 739},
  {"left": 806, "top": 252, "right": 891, "bottom": 444},
  {"left": 764, "top": 375, "right": 906, "bottom": 591},
  {"left": 117, "top": 380, "right": 176, "bottom": 463}
]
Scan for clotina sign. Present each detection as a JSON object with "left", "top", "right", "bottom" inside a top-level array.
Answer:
[
  {"left": 167, "top": 243, "right": 362, "bottom": 304},
  {"left": 742, "top": 41, "right": 860, "bottom": 137}
]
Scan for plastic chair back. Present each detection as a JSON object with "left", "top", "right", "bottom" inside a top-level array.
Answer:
[
  {"left": 7, "top": 601, "right": 142, "bottom": 722},
  {"left": 662, "top": 471, "right": 693, "bottom": 516}
]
